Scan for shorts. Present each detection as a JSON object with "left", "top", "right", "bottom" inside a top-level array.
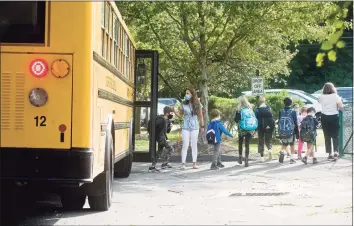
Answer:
[{"left": 280, "top": 135, "right": 295, "bottom": 146}]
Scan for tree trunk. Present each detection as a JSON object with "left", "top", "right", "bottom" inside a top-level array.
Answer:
[{"left": 198, "top": 63, "right": 209, "bottom": 145}]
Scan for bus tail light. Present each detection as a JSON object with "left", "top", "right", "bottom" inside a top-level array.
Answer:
[
  {"left": 29, "top": 88, "right": 48, "bottom": 107},
  {"left": 30, "top": 59, "right": 48, "bottom": 78}
]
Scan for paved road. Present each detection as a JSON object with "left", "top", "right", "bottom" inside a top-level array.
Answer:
[{"left": 1, "top": 156, "right": 352, "bottom": 226}]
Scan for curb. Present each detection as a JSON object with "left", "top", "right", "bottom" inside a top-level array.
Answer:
[{"left": 169, "top": 154, "right": 257, "bottom": 162}]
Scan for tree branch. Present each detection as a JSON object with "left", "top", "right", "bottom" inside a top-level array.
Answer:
[
  {"left": 180, "top": 2, "right": 200, "bottom": 63},
  {"left": 144, "top": 13, "right": 185, "bottom": 73},
  {"left": 164, "top": 5, "right": 183, "bottom": 29}
]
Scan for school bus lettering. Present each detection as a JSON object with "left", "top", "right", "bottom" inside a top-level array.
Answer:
[
  {"left": 34, "top": 116, "right": 47, "bottom": 127},
  {"left": 106, "top": 76, "right": 117, "bottom": 91}
]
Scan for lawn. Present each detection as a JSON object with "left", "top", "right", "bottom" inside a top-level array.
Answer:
[{"left": 135, "top": 127, "right": 325, "bottom": 156}]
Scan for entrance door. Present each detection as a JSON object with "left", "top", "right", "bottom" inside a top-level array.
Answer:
[{"left": 133, "top": 50, "right": 159, "bottom": 162}]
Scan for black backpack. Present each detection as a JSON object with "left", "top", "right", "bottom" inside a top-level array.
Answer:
[
  {"left": 300, "top": 115, "right": 316, "bottom": 142},
  {"left": 257, "top": 106, "right": 275, "bottom": 130},
  {"left": 147, "top": 116, "right": 166, "bottom": 138}
]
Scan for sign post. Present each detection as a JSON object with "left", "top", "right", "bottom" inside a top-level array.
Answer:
[{"left": 251, "top": 76, "right": 264, "bottom": 96}]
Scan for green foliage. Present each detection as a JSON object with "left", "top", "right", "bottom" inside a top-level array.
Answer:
[
  {"left": 117, "top": 1, "right": 338, "bottom": 101},
  {"left": 316, "top": 2, "right": 353, "bottom": 66},
  {"left": 208, "top": 91, "right": 304, "bottom": 126}
]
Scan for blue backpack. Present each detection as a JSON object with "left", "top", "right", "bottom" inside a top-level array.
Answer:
[
  {"left": 278, "top": 109, "right": 295, "bottom": 138},
  {"left": 239, "top": 107, "right": 258, "bottom": 131},
  {"left": 206, "top": 121, "right": 219, "bottom": 144}
]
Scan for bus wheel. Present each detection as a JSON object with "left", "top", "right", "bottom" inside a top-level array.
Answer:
[
  {"left": 114, "top": 152, "right": 133, "bottom": 178},
  {"left": 60, "top": 192, "right": 86, "bottom": 210},
  {"left": 88, "top": 140, "right": 113, "bottom": 211}
]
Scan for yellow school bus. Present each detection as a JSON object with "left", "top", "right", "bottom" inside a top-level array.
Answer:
[{"left": 0, "top": 1, "right": 135, "bottom": 211}]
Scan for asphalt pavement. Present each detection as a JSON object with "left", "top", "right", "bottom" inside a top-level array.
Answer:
[{"left": 1, "top": 152, "right": 352, "bottom": 226}]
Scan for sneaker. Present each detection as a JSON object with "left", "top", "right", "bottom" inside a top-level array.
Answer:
[
  {"left": 149, "top": 166, "right": 160, "bottom": 172},
  {"left": 238, "top": 157, "right": 242, "bottom": 165},
  {"left": 328, "top": 154, "right": 334, "bottom": 160},
  {"left": 297, "top": 154, "right": 302, "bottom": 160},
  {"left": 245, "top": 156, "right": 249, "bottom": 167},
  {"left": 217, "top": 162, "right": 225, "bottom": 168},
  {"left": 268, "top": 150, "right": 273, "bottom": 161},
  {"left": 279, "top": 151, "right": 285, "bottom": 163},
  {"left": 290, "top": 159, "right": 296, "bottom": 164},
  {"left": 260, "top": 157, "right": 265, "bottom": 162},
  {"left": 161, "top": 163, "right": 172, "bottom": 169},
  {"left": 313, "top": 158, "right": 318, "bottom": 164},
  {"left": 302, "top": 156, "right": 307, "bottom": 164},
  {"left": 180, "top": 164, "right": 186, "bottom": 170},
  {"left": 333, "top": 152, "right": 339, "bottom": 160},
  {"left": 210, "top": 164, "right": 219, "bottom": 170}
]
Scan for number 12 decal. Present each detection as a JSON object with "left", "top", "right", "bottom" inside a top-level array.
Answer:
[{"left": 34, "top": 116, "right": 47, "bottom": 127}]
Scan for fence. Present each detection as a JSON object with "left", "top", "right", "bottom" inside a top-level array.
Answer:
[{"left": 339, "top": 103, "right": 353, "bottom": 156}]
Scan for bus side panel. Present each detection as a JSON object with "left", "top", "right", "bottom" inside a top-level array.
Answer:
[
  {"left": 50, "top": 2, "right": 93, "bottom": 148},
  {"left": 0, "top": 53, "right": 73, "bottom": 149}
]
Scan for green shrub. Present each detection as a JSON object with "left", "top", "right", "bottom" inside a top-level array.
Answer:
[{"left": 208, "top": 91, "right": 304, "bottom": 125}]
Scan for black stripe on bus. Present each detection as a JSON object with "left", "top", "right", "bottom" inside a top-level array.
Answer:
[
  {"left": 93, "top": 51, "right": 134, "bottom": 88},
  {"left": 101, "top": 122, "right": 130, "bottom": 132},
  {"left": 98, "top": 89, "right": 134, "bottom": 108}
]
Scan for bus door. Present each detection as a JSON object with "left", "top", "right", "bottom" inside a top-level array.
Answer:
[{"left": 133, "top": 50, "right": 159, "bottom": 162}]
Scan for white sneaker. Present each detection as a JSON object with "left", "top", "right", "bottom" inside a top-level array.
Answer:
[
  {"left": 180, "top": 164, "right": 186, "bottom": 170},
  {"left": 260, "top": 157, "right": 265, "bottom": 162},
  {"left": 268, "top": 150, "right": 272, "bottom": 160}
]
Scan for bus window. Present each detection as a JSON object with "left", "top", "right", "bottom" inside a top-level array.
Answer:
[{"left": 0, "top": 2, "right": 46, "bottom": 44}]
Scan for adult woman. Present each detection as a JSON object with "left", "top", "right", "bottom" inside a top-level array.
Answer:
[
  {"left": 318, "top": 82, "right": 344, "bottom": 160},
  {"left": 173, "top": 89, "right": 205, "bottom": 169}
]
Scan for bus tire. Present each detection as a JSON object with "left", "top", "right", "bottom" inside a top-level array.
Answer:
[
  {"left": 60, "top": 192, "right": 86, "bottom": 210},
  {"left": 88, "top": 133, "right": 114, "bottom": 211},
  {"left": 114, "top": 152, "right": 133, "bottom": 178}
]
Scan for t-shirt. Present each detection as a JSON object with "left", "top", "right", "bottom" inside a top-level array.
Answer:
[{"left": 318, "top": 94, "right": 342, "bottom": 115}]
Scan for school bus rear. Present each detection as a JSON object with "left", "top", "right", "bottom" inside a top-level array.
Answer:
[{"left": 0, "top": 2, "right": 93, "bottom": 189}]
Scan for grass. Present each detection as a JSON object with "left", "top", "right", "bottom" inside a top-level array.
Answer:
[{"left": 135, "top": 128, "right": 325, "bottom": 155}]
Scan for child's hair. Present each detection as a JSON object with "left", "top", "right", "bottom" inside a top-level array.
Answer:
[
  {"left": 211, "top": 109, "right": 221, "bottom": 119},
  {"left": 283, "top": 97, "right": 293, "bottom": 107},
  {"left": 293, "top": 103, "right": 299, "bottom": 108},
  {"left": 238, "top": 95, "right": 252, "bottom": 110},
  {"left": 300, "top": 107, "right": 308, "bottom": 114},
  {"left": 259, "top": 96, "right": 266, "bottom": 105},
  {"left": 307, "top": 107, "right": 316, "bottom": 114}
]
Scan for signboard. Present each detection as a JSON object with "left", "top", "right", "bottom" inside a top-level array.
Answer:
[{"left": 251, "top": 77, "right": 264, "bottom": 96}]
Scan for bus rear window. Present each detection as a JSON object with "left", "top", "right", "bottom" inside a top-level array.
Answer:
[{"left": 0, "top": 2, "right": 46, "bottom": 44}]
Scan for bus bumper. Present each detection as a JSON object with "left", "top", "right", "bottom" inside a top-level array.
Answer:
[{"left": 0, "top": 148, "right": 93, "bottom": 184}]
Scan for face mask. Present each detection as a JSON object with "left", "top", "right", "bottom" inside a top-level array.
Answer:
[
  {"left": 185, "top": 94, "right": 191, "bottom": 101},
  {"left": 168, "top": 114, "right": 173, "bottom": 120}
]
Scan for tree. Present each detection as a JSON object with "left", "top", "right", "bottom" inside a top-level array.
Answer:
[{"left": 117, "top": 2, "right": 337, "bottom": 123}]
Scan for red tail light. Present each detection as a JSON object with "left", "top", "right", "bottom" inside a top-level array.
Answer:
[{"left": 30, "top": 59, "right": 48, "bottom": 78}]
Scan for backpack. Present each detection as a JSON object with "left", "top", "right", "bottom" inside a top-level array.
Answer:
[
  {"left": 278, "top": 109, "right": 294, "bottom": 138},
  {"left": 239, "top": 107, "right": 258, "bottom": 131},
  {"left": 206, "top": 121, "right": 219, "bottom": 144},
  {"left": 300, "top": 116, "right": 316, "bottom": 142},
  {"left": 258, "top": 106, "right": 275, "bottom": 130},
  {"left": 147, "top": 116, "right": 166, "bottom": 138}
]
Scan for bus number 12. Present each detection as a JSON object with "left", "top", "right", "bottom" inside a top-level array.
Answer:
[{"left": 34, "top": 116, "right": 47, "bottom": 127}]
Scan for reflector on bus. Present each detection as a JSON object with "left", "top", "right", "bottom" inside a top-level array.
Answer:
[{"left": 30, "top": 59, "right": 48, "bottom": 78}]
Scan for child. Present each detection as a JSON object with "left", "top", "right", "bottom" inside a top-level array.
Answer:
[
  {"left": 297, "top": 107, "right": 308, "bottom": 159},
  {"left": 255, "top": 96, "right": 275, "bottom": 162},
  {"left": 207, "top": 109, "right": 233, "bottom": 170},
  {"left": 147, "top": 106, "right": 175, "bottom": 171},
  {"left": 234, "top": 96, "right": 258, "bottom": 167},
  {"left": 301, "top": 107, "right": 319, "bottom": 164},
  {"left": 278, "top": 97, "right": 299, "bottom": 164}
]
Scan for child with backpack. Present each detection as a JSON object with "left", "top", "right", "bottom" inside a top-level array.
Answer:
[
  {"left": 297, "top": 106, "right": 308, "bottom": 159},
  {"left": 147, "top": 106, "right": 175, "bottom": 171},
  {"left": 256, "top": 96, "right": 275, "bottom": 162},
  {"left": 234, "top": 96, "right": 258, "bottom": 167},
  {"left": 300, "top": 107, "right": 319, "bottom": 164},
  {"left": 278, "top": 97, "right": 299, "bottom": 164},
  {"left": 206, "top": 109, "right": 233, "bottom": 170}
]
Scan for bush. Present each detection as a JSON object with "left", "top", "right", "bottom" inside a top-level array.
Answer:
[{"left": 208, "top": 91, "right": 304, "bottom": 125}]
